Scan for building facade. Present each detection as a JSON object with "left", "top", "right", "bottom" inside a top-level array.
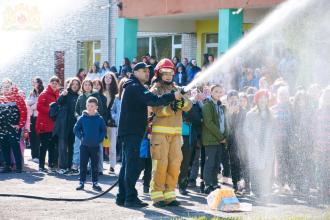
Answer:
[
  {"left": 1, "top": 0, "right": 113, "bottom": 92},
  {"left": 117, "top": 0, "right": 284, "bottom": 66},
  {"left": 0, "top": 0, "right": 283, "bottom": 92}
]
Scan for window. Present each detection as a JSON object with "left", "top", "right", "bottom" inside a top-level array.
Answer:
[
  {"left": 174, "top": 48, "right": 181, "bottom": 60},
  {"left": 152, "top": 36, "right": 172, "bottom": 60},
  {"left": 172, "top": 35, "right": 182, "bottom": 60},
  {"left": 137, "top": 37, "right": 149, "bottom": 60},
  {"left": 93, "top": 41, "right": 101, "bottom": 64},
  {"left": 174, "top": 35, "right": 182, "bottom": 44},
  {"left": 137, "top": 34, "right": 182, "bottom": 61},
  {"left": 77, "top": 40, "right": 101, "bottom": 71},
  {"left": 207, "top": 47, "right": 218, "bottom": 58},
  {"left": 206, "top": 33, "right": 218, "bottom": 44},
  {"left": 204, "top": 33, "right": 218, "bottom": 57},
  {"left": 54, "top": 51, "right": 64, "bottom": 86}
]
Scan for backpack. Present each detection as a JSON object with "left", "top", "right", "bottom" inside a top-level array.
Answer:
[
  {"left": 182, "top": 121, "right": 191, "bottom": 136},
  {"left": 49, "top": 102, "right": 60, "bottom": 121},
  {"left": 140, "top": 138, "right": 150, "bottom": 158}
]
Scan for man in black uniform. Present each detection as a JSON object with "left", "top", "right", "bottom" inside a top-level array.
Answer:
[{"left": 116, "top": 62, "right": 182, "bottom": 208}]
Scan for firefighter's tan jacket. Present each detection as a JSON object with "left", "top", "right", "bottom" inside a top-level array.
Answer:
[{"left": 150, "top": 82, "right": 192, "bottom": 134}]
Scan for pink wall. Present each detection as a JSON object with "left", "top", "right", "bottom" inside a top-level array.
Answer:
[{"left": 119, "top": 0, "right": 284, "bottom": 18}]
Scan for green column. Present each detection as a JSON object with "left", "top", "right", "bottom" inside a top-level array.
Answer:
[
  {"left": 115, "top": 18, "right": 138, "bottom": 68},
  {"left": 218, "top": 9, "right": 243, "bottom": 55}
]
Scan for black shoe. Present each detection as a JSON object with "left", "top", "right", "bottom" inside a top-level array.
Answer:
[
  {"left": 76, "top": 183, "right": 84, "bottom": 190},
  {"left": 70, "top": 169, "right": 79, "bottom": 175},
  {"left": 153, "top": 201, "right": 167, "bottom": 207},
  {"left": 200, "top": 181, "right": 205, "bottom": 193},
  {"left": 16, "top": 168, "right": 23, "bottom": 173},
  {"left": 143, "top": 186, "right": 149, "bottom": 194},
  {"left": 93, "top": 183, "right": 102, "bottom": 192},
  {"left": 188, "top": 180, "right": 196, "bottom": 188},
  {"left": 166, "top": 200, "right": 181, "bottom": 206},
  {"left": 233, "top": 184, "right": 238, "bottom": 192},
  {"left": 1, "top": 166, "right": 11, "bottom": 173},
  {"left": 38, "top": 167, "right": 48, "bottom": 173},
  {"left": 124, "top": 199, "right": 148, "bottom": 208},
  {"left": 244, "top": 185, "right": 251, "bottom": 195},
  {"left": 48, "top": 167, "right": 57, "bottom": 173},
  {"left": 116, "top": 199, "right": 125, "bottom": 206},
  {"left": 179, "top": 187, "right": 188, "bottom": 195},
  {"left": 204, "top": 186, "right": 215, "bottom": 194},
  {"left": 214, "top": 185, "right": 221, "bottom": 189},
  {"left": 110, "top": 167, "right": 115, "bottom": 173}
]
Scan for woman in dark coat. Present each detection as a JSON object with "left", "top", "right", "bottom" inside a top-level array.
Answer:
[
  {"left": 54, "top": 78, "right": 81, "bottom": 174},
  {"left": 101, "top": 72, "right": 119, "bottom": 172},
  {"left": 227, "top": 90, "right": 247, "bottom": 193},
  {"left": 290, "top": 90, "right": 314, "bottom": 195}
]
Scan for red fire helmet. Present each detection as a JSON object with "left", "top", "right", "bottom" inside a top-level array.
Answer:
[{"left": 154, "top": 58, "right": 175, "bottom": 78}]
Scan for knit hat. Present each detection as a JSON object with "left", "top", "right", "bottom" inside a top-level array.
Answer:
[
  {"left": 254, "top": 89, "right": 270, "bottom": 104},
  {"left": 110, "top": 66, "right": 118, "bottom": 73},
  {"left": 227, "top": 90, "right": 239, "bottom": 99},
  {"left": 121, "top": 66, "right": 129, "bottom": 74}
]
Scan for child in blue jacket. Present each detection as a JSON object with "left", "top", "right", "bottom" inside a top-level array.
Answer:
[{"left": 74, "top": 97, "right": 106, "bottom": 191}]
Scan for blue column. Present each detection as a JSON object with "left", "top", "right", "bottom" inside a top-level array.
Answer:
[
  {"left": 218, "top": 9, "right": 243, "bottom": 56},
  {"left": 115, "top": 18, "right": 138, "bottom": 68}
]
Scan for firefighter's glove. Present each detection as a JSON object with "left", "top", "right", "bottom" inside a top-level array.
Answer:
[
  {"left": 170, "top": 101, "right": 178, "bottom": 112},
  {"left": 172, "top": 98, "right": 185, "bottom": 112},
  {"left": 177, "top": 98, "right": 185, "bottom": 110}
]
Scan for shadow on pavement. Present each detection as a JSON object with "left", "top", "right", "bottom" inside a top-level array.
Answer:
[
  {"left": 143, "top": 204, "right": 218, "bottom": 219},
  {"left": 0, "top": 168, "right": 45, "bottom": 184}
]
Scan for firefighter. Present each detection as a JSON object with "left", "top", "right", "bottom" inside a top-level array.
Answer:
[
  {"left": 149, "top": 58, "right": 192, "bottom": 207},
  {"left": 115, "top": 62, "right": 182, "bottom": 208}
]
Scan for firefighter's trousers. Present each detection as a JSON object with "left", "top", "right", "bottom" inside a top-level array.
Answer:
[{"left": 150, "top": 134, "right": 183, "bottom": 203}]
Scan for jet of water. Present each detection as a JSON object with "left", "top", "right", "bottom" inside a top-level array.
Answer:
[
  {"left": 185, "top": 0, "right": 330, "bottom": 92},
  {"left": 0, "top": 0, "right": 98, "bottom": 92}
]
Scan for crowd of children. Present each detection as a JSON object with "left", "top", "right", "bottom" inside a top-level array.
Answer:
[{"left": 0, "top": 55, "right": 329, "bottom": 205}]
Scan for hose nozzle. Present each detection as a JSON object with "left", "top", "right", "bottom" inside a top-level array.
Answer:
[{"left": 180, "top": 86, "right": 188, "bottom": 95}]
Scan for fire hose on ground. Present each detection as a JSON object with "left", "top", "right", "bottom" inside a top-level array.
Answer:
[
  {"left": 0, "top": 179, "right": 118, "bottom": 201},
  {"left": 0, "top": 87, "right": 189, "bottom": 202}
]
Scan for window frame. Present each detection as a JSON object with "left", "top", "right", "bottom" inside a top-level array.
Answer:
[
  {"left": 137, "top": 34, "right": 182, "bottom": 60},
  {"left": 93, "top": 41, "right": 101, "bottom": 64},
  {"left": 204, "top": 33, "right": 218, "bottom": 56},
  {"left": 172, "top": 35, "right": 182, "bottom": 59},
  {"left": 77, "top": 40, "right": 101, "bottom": 71}
]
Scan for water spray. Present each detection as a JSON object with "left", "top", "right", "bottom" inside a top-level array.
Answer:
[
  {"left": 232, "top": 0, "right": 249, "bottom": 15},
  {"left": 185, "top": 0, "right": 313, "bottom": 91},
  {"left": 182, "top": 0, "right": 330, "bottom": 204},
  {"left": 232, "top": 8, "right": 243, "bottom": 15}
]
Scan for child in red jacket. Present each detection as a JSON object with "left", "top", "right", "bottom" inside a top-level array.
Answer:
[{"left": 0, "top": 79, "right": 27, "bottom": 173}]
